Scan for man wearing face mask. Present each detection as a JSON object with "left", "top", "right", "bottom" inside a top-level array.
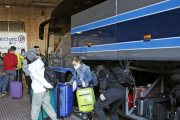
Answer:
[
  {"left": 21, "top": 49, "right": 26, "bottom": 57},
  {"left": 34, "top": 46, "right": 48, "bottom": 66},
  {"left": 68, "top": 56, "right": 93, "bottom": 120}
]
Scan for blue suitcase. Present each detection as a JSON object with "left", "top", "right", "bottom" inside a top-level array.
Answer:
[
  {"left": 0, "top": 75, "right": 9, "bottom": 92},
  {"left": 54, "top": 83, "right": 73, "bottom": 117}
]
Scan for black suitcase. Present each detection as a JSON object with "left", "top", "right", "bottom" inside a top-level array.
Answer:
[
  {"left": 156, "top": 93, "right": 169, "bottom": 98},
  {"left": 153, "top": 102, "right": 170, "bottom": 120},
  {"left": 134, "top": 98, "right": 146, "bottom": 116},
  {"left": 144, "top": 97, "right": 170, "bottom": 120},
  {"left": 166, "top": 106, "right": 180, "bottom": 120}
]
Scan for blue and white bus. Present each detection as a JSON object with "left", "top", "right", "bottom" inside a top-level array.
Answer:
[{"left": 39, "top": 0, "right": 180, "bottom": 119}]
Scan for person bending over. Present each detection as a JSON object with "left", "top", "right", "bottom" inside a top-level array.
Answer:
[
  {"left": 94, "top": 65, "right": 126, "bottom": 120},
  {"left": 68, "top": 56, "right": 92, "bottom": 120}
]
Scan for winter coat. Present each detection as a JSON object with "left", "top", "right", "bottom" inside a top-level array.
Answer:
[{"left": 28, "top": 58, "right": 51, "bottom": 93}]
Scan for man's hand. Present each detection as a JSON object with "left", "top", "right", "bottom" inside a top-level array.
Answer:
[
  {"left": 85, "top": 83, "right": 88, "bottom": 88},
  {"left": 67, "top": 82, "right": 72, "bottom": 84},
  {"left": 100, "top": 94, "right": 106, "bottom": 101},
  {"left": 3, "top": 73, "right": 5, "bottom": 75},
  {"left": 49, "top": 85, "right": 53, "bottom": 89}
]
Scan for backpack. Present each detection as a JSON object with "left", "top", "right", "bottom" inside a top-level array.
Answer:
[
  {"left": 110, "top": 66, "right": 135, "bottom": 87},
  {"left": 44, "top": 66, "right": 57, "bottom": 88},
  {"left": 90, "top": 71, "right": 98, "bottom": 87}
]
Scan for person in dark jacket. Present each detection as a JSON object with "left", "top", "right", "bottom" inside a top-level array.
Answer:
[
  {"left": 0, "top": 46, "right": 18, "bottom": 98},
  {"left": 94, "top": 65, "right": 126, "bottom": 120},
  {"left": 34, "top": 46, "right": 48, "bottom": 66}
]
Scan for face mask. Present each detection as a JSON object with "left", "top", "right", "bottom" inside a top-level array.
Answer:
[
  {"left": 21, "top": 53, "right": 25, "bottom": 57},
  {"left": 74, "top": 63, "right": 80, "bottom": 70},
  {"left": 57, "top": 54, "right": 61, "bottom": 57}
]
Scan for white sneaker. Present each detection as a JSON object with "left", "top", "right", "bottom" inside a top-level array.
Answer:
[{"left": 0, "top": 94, "right": 5, "bottom": 98}]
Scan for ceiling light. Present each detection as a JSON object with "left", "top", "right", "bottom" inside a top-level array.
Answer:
[
  {"left": 5, "top": 5, "right": 10, "bottom": 8},
  {"left": 32, "top": 2, "right": 54, "bottom": 5},
  {"left": 76, "top": 32, "right": 83, "bottom": 34}
]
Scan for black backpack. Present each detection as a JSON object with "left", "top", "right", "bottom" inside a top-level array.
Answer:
[
  {"left": 44, "top": 66, "right": 57, "bottom": 88},
  {"left": 110, "top": 66, "right": 135, "bottom": 87}
]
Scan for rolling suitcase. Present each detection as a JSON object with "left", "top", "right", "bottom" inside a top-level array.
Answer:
[
  {"left": 53, "top": 83, "right": 73, "bottom": 117},
  {"left": 166, "top": 106, "right": 180, "bottom": 120},
  {"left": 10, "top": 69, "right": 22, "bottom": 98},
  {"left": 76, "top": 88, "right": 95, "bottom": 113},
  {"left": 133, "top": 86, "right": 161, "bottom": 100},
  {"left": 134, "top": 97, "right": 146, "bottom": 116},
  {"left": 153, "top": 102, "right": 170, "bottom": 120},
  {"left": 144, "top": 97, "right": 170, "bottom": 120},
  {"left": 30, "top": 90, "right": 56, "bottom": 120}
]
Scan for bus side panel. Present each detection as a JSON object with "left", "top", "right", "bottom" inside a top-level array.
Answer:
[
  {"left": 117, "top": 0, "right": 166, "bottom": 15},
  {"left": 71, "top": 0, "right": 116, "bottom": 29}
]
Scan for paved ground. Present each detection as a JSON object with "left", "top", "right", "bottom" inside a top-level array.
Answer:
[{"left": 0, "top": 78, "right": 131, "bottom": 120}]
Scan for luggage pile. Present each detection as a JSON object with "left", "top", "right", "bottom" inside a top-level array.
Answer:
[
  {"left": 133, "top": 67, "right": 180, "bottom": 120},
  {"left": 30, "top": 82, "right": 74, "bottom": 120}
]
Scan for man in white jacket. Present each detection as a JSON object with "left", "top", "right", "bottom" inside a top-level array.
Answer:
[{"left": 26, "top": 48, "right": 57, "bottom": 120}]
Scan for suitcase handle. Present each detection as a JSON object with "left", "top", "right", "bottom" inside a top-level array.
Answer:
[
  {"left": 148, "top": 106, "right": 152, "bottom": 117},
  {"left": 60, "top": 97, "right": 62, "bottom": 107}
]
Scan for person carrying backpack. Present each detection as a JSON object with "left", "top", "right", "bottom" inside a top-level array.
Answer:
[
  {"left": 0, "top": 46, "right": 18, "bottom": 98},
  {"left": 94, "top": 65, "right": 126, "bottom": 120},
  {"left": 68, "top": 56, "right": 93, "bottom": 120},
  {"left": 26, "top": 48, "right": 57, "bottom": 120}
]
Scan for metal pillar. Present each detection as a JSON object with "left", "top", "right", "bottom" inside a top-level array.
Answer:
[
  {"left": 142, "top": 75, "right": 161, "bottom": 98},
  {"left": 161, "top": 62, "right": 164, "bottom": 93}
]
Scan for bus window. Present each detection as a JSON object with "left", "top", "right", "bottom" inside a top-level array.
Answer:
[{"left": 48, "top": 31, "right": 72, "bottom": 68}]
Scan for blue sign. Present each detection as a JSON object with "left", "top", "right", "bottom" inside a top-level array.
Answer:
[{"left": 18, "top": 35, "right": 25, "bottom": 43}]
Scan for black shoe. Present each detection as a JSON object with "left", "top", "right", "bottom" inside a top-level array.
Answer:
[{"left": 88, "top": 114, "right": 93, "bottom": 120}]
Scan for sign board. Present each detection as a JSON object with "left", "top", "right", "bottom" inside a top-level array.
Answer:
[{"left": 0, "top": 32, "right": 27, "bottom": 53}]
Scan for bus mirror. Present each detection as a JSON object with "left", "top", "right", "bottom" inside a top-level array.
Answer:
[
  {"left": 39, "top": 26, "right": 44, "bottom": 40},
  {"left": 39, "top": 19, "right": 52, "bottom": 40}
]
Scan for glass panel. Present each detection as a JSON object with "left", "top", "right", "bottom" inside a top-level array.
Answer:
[
  {"left": 9, "top": 22, "right": 24, "bottom": 32},
  {"left": 0, "top": 23, "right": 8, "bottom": 31},
  {"left": 48, "top": 32, "right": 72, "bottom": 68}
]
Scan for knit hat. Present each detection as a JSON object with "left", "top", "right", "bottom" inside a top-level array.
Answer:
[{"left": 26, "top": 48, "right": 37, "bottom": 61}]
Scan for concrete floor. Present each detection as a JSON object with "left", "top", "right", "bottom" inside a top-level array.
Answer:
[{"left": 0, "top": 77, "right": 131, "bottom": 120}]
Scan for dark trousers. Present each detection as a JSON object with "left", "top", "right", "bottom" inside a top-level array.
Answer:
[
  {"left": 94, "top": 88, "right": 126, "bottom": 120},
  {"left": 16, "top": 68, "right": 23, "bottom": 91},
  {"left": 2, "top": 70, "right": 16, "bottom": 94},
  {"left": 25, "top": 76, "right": 32, "bottom": 91}
]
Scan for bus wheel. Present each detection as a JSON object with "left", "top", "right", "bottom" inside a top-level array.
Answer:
[{"left": 67, "top": 73, "right": 78, "bottom": 107}]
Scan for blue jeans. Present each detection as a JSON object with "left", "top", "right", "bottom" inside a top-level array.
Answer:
[{"left": 77, "top": 87, "right": 88, "bottom": 119}]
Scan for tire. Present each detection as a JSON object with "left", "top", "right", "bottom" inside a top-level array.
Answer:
[
  {"left": 67, "top": 73, "right": 73, "bottom": 82},
  {"left": 67, "top": 74, "right": 78, "bottom": 107}
]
